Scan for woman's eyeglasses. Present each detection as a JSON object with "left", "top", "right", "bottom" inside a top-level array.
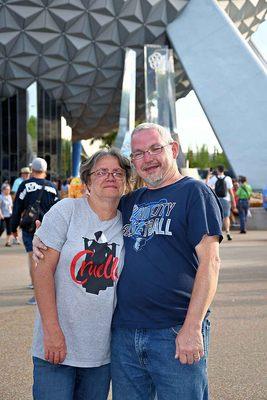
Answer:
[{"left": 89, "top": 168, "right": 125, "bottom": 180}]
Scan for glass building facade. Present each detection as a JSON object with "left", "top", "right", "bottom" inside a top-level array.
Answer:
[{"left": 0, "top": 83, "right": 65, "bottom": 184}]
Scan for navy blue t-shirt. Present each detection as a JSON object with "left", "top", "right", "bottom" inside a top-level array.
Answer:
[
  {"left": 112, "top": 177, "right": 223, "bottom": 329},
  {"left": 11, "top": 178, "right": 59, "bottom": 232}
]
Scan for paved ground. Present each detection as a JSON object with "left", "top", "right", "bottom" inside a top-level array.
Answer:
[{"left": 0, "top": 230, "right": 266, "bottom": 400}]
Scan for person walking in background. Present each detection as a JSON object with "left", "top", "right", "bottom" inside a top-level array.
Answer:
[
  {"left": 207, "top": 165, "right": 237, "bottom": 241},
  {"left": 11, "top": 167, "right": 31, "bottom": 195},
  {"left": 236, "top": 176, "right": 252, "bottom": 234},
  {"left": 11, "top": 166, "right": 31, "bottom": 245},
  {"left": 230, "top": 179, "right": 240, "bottom": 228},
  {"left": 11, "top": 157, "right": 59, "bottom": 305},
  {"left": 0, "top": 183, "right": 13, "bottom": 247},
  {"left": 68, "top": 176, "right": 85, "bottom": 198},
  {"left": 60, "top": 179, "right": 70, "bottom": 199}
]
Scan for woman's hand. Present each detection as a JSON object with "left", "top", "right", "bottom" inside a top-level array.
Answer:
[{"left": 43, "top": 326, "right": 67, "bottom": 364}]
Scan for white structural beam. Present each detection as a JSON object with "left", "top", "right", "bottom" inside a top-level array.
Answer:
[{"left": 167, "top": 0, "right": 267, "bottom": 189}]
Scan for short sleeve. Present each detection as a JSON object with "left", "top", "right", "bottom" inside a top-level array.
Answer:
[
  {"left": 35, "top": 198, "right": 74, "bottom": 252},
  {"left": 11, "top": 180, "right": 19, "bottom": 192},
  {"left": 226, "top": 176, "right": 233, "bottom": 189},
  {"left": 207, "top": 176, "right": 216, "bottom": 188},
  {"left": 187, "top": 183, "right": 223, "bottom": 249}
]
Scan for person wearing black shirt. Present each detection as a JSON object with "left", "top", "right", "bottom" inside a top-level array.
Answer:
[{"left": 11, "top": 157, "right": 59, "bottom": 305}]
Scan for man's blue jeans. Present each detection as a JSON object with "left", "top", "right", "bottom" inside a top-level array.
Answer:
[
  {"left": 111, "top": 319, "right": 210, "bottom": 400},
  {"left": 33, "top": 357, "right": 110, "bottom": 400}
]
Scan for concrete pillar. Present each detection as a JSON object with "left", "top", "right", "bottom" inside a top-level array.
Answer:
[
  {"left": 72, "top": 140, "right": 82, "bottom": 177},
  {"left": 167, "top": 0, "right": 267, "bottom": 189}
]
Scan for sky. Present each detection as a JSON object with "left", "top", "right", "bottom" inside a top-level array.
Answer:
[{"left": 175, "top": 20, "right": 267, "bottom": 153}]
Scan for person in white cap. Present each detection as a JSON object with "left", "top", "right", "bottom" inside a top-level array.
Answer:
[
  {"left": 11, "top": 157, "right": 60, "bottom": 305},
  {"left": 11, "top": 167, "right": 31, "bottom": 245}
]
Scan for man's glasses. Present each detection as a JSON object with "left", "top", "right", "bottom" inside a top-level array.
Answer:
[
  {"left": 89, "top": 168, "right": 125, "bottom": 180},
  {"left": 130, "top": 143, "right": 173, "bottom": 161}
]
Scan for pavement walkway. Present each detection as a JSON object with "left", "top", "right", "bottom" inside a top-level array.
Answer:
[{"left": 0, "top": 230, "right": 266, "bottom": 400}]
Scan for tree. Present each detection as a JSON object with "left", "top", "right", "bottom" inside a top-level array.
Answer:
[
  {"left": 27, "top": 115, "right": 37, "bottom": 140},
  {"left": 186, "top": 146, "right": 229, "bottom": 169},
  {"left": 61, "top": 139, "right": 71, "bottom": 178}
]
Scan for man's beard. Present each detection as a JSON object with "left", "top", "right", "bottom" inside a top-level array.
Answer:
[{"left": 142, "top": 172, "right": 163, "bottom": 187}]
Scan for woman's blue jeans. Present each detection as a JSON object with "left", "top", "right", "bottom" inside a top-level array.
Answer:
[
  {"left": 111, "top": 319, "right": 210, "bottom": 400},
  {"left": 238, "top": 199, "right": 249, "bottom": 232},
  {"left": 32, "top": 357, "right": 110, "bottom": 400}
]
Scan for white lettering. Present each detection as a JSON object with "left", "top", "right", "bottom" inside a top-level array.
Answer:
[{"left": 166, "top": 202, "right": 176, "bottom": 217}]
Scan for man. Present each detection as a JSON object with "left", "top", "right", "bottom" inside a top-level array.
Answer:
[
  {"left": 33, "top": 123, "right": 222, "bottom": 399},
  {"left": 12, "top": 157, "right": 59, "bottom": 305},
  {"left": 207, "top": 164, "right": 236, "bottom": 241},
  {"left": 11, "top": 166, "right": 31, "bottom": 245}
]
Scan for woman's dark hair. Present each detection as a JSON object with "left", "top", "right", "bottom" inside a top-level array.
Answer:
[
  {"left": 79, "top": 148, "right": 132, "bottom": 191},
  {"left": 239, "top": 176, "right": 247, "bottom": 184}
]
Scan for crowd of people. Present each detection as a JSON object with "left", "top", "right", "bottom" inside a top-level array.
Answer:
[
  {"left": 206, "top": 166, "right": 252, "bottom": 238},
  {"left": 1, "top": 163, "right": 253, "bottom": 251},
  {"left": 1, "top": 158, "right": 59, "bottom": 305},
  {"left": 0, "top": 123, "right": 255, "bottom": 400},
  {"left": 0, "top": 171, "right": 86, "bottom": 250}
]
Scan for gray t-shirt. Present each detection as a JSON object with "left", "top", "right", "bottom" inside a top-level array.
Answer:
[
  {"left": 0, "top": 194, "right": 12, "bottom": 217},
  {"left": 32, "top": 197, "right": 124, "bottom": 367}
]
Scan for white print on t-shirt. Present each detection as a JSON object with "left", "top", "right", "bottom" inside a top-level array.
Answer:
[
  {"left": 19, "top": 182, "right": 57, "bottom": 200},
  {"left": 123, "top": 199, "right": 176, "bottom": 251}
]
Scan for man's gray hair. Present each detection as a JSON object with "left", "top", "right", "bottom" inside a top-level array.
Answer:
[
  {"left": 131, "top": 123, "right": 176, "bottom": 143},
  {"left": 79, "top": 147, "right": 132, "bottom": 185}
]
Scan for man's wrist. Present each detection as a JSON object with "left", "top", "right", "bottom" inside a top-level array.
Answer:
[{"left": 183, "top": 317, "right": 202, "bottom": 330}]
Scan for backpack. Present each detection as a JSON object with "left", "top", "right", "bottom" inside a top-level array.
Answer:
[
  {"left": 215, "top": 177, "right": 228, "bottom": 198},
  {"left": 19, "top": 184, "right": 45, "bottom": 234}
]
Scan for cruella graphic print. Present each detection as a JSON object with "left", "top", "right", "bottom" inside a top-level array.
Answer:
[
  {"left": 70, "top": 231, "right": 119, "bottom": 295},
  {"left": 123, "top": 198, "right": 176, "bottom": 251}
]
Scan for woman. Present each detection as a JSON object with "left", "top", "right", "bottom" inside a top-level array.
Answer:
[
  {"left": 236, "top": 176, "right": 252, "bottom": 234},
  {"left": 60, "top": 179, "right": 70, "bottom": 199},
  {"left": 32, "top": 149, "right": 131, "bottom": 400},
  {"left": 230, "top": 179, "right": 239, "bottom": 228},
  {"left": 0, "top": 183, "right": 13, "bottom": 247}
]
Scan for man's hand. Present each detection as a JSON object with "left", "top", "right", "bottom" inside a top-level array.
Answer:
[
  {"left": 43, "top": 326, "right": 67, "bottom": 364},
  {"left": 175, "top": 324, "right": 204, "bottom": 364},
  {"left": 33, "top": 220, "right": 47, "bottom": 264}
]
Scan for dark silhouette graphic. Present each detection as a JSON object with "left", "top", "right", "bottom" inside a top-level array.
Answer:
[{"left": 70, "top": 231, "right": 119, "bottom": 295}]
